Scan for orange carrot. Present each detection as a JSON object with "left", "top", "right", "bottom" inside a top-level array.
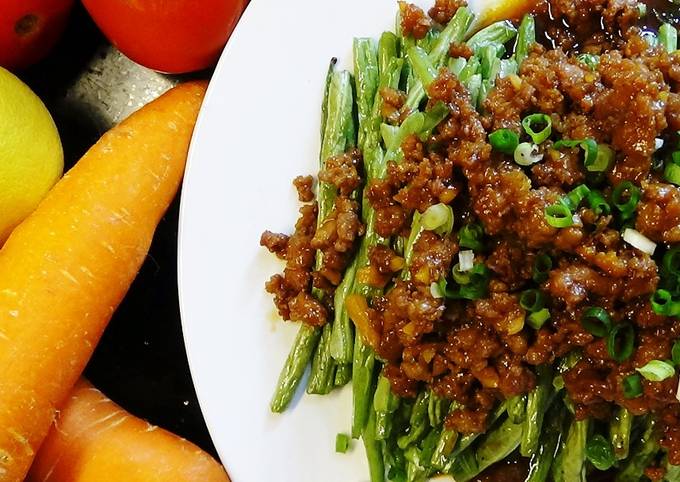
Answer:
[
  {"left": 0, "top": 81, "right": 207, "bottom": 481},
  {"left": 27, "top": 379, "right": 229, "bottom": 482}
]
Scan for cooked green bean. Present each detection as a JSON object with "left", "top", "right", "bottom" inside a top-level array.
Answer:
[
  {"left": 521, "top": 365, "right": 553, "bottom": 457},
  {"left": 610, "top": 406, "right": 633, "bottom": 460},
  {"left": 552, "top": 418, "right": 588, "bottom": 482}
]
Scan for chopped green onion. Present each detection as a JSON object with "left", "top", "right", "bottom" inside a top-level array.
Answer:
[
  {"left": 514, "top": 142, "right": 543, "bottom": 166},
  {"left": 642, "top": 31, "right": 658, "bottom": 48},
  {"left": 623, "top": 373, "right": 643, "bottom": 398},
  {"left": 528, "top": 308, "right": 551, "bottom": 330},
  {"left": 663, "top": 247, "right": 680, "bottom": 277},
  {"left": 458, "top": 223, "right": 485, "bottom": 251},
  {"left": 522, "top": 113, "right": 552, "bottom": 144},
  {"left": 336, "top": 433, "right": 350, "bottom": 453},
  {"left": 577, "top": 53, "right": 599, "bottom": 71},
  {"left": 607, "top": 323, "right": 635, "bottom": 363},
  {"left": 560, "top": 184, "right": 591, "bottom": 212},
  {"left": 544, "top": 203, "right": 573, "bottom": 228},
  {"left": 587, "top": 144, "right": 615, "bottom": 172},
  {"left": 520, "top": 289, "right": 546, "bottom": 313},
  {"left": 636, "top": 360, "right": 675, "bottom": 382},
  {"left": 459, "top": 250, "right": 475, "bottom": 272},
  {"left": 637, "top": 3, "right": 647, "bottom": 18},
  {"left": 532, "top": 254, "right": 553, "bottom": 284},
  {"left": 581, "top": 307, "right": 612, "bottom": 338},
  {"left": 622, "top": 228, "right": 656, "bottom": 255},
  {"left": 665, "top": 160, "right": 680, "bottom": 186},
  {"left": 651, "top": 289, "right": 680, "bottom": 317},
  {"left": 489, "top": 129, "right": 520, "bottom": 155},
  {"left": 586, "top": 434, "right": 616, "bottom": 471},
  {"left": 553, "top": 138, "right": 598, "bottom": 167},
  {"left": 422, "top": 203, "right": 454, "bottom": 234},
  {"left": 612, "top": 181, "right": 641, "bottom": 221},
  {"left": 553, "top": 374, "right": 565, "bottom": 390},
  {"left": 452, "top": 262, "right": 471, "bottom": 285},
  {"left": 456, "top": 263, "right": 490, "bottom": 300},
  {"left": 672, "top": 340, "right": 680, "bottom": 366},
  {"left": 586, "top": 190, "right": 611, "bottom": 216},
  {"left": 659, "top": 23, "right": 678, "bottom": 53}
]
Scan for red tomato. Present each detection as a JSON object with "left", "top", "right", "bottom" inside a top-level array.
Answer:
[
  {"left": 82, "top": 0, "right": 247, "bottom": 74},
  {"left": 0, "top": 0, "right": 74, "bottom": 70}
]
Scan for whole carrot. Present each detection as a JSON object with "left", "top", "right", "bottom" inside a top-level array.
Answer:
[
  {"left": 27, "top": 379, "right": 229, "bottom": 482},
  {"left": 0, "top": 81, "right": 207, "bottom": 481}
]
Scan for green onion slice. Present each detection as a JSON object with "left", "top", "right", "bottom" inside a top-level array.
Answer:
[
  {"left": 452, "top": 263, "right": 472, "bottom": 285},
  {"left": 586, "top": 190, "right": 611, "bottom": 216},
  {"left": 577, "top": 53, "right": 599, "bottom": 71},
  {"left": 651, "top": 289, "right": 680, "bottom": 317},
  {"left": 663, "top": 247, "right": 680, "bottom": 277},
  {"left": 489, "top": 129, "right": 520, "bottom": 155},
  {"left": 586, "top": 434, "right": 616, "bottom": 471},
  {"left": 532, "top": 254, "right": 553, "bottom": 284},
  {"left": 514, "top": 142, "right": 543, "bottom": 166},
  {"left": 581, "top": 307, "right": 612, "bottom": 338},
  {"left": 528, "top": 308, "right": 551, "bottom": 330},
  {"left": 336, "top": 433, "right": 350, "bottom": 453},
  {"left": 544, "top": 203, "right": 573, "bottom": 228},
  {"left": 607, "top": 323, "right": 635, "bottom": 363},
  {"left": 458, "top": 223, "right": 484, "bottom": 251},
  {"left": 623, "top": 373, "right": 643, "bottom": 399},
  {"left": 588, "top": 144, "right": 615, "bottom": 172},
  {"left": 666, "top": 161, "right": 680, "bottom": 186},
  {"left": 612, "top": 181, "right": 641, "bottom": 220},
  {"left": 520, "top": 289, "right": 546, "bottom": 313},
  {"left": 422, "top": 203, "right": 454, "bottom": 236},
  {"left": 522, "top": 113, "right": 552, "bottom": 144},
  {"left": 553, "top": 138, "right": 598, "bottom": 167},
  {"left": 672, "top": 340, "right": 680, "bottom": 366},
  {"left": 560, "top": 184, "right": 591, "bottom": 212},
  {"left": 636, "top": 359, "right": 675, "bottom": 382}
]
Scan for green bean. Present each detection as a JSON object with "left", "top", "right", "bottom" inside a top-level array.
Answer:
[
  {"left": 330, "top": 259, "right": 357, "bottom": 364},
  {"left": 449, "top": 416, "right": 523, "bottom": 482},
  {"left": 615, "top": 417, "right": 660, "bottom": 482},
  {"left": 466, "top": 20, "right": 517, "bottom": 53},
  {"left": 353, "top": 38, "right": 380, "bottom": 151},
  {"left": 526, "top": 402, "right": 564, "bottom": 482},
  {"left": 378, "top": 32, "right": 399, "bottom": 78},
  {"left": 499, "top": 58, "right": 518, "bottom": 78},
  {"left": 352, "top": 336, "right": 377, "bottom": 438},
  {"left": 664, "top": 456, "right": 680, "bottom": 481},
  {"left": 374, "top": 374, "right": 400, "bottom": 440},
  {"left": 402, "top": 211, "right": 425, "bottom": 279},
  {"left": 552, "top": 418, "right": 588, "bottom": 482},
  {"left": 458, "top": 56, "right": 480, "bottom": 84},
  {"left": 403, "top": 7, "right": 474, "bottom": 112},
  {"left": 363, "top": 405, "right": 386, "bottom": 482},
  {"left": 514, "top": 14, "right": 536, "bottom": 67},
  {"left": 610, "top": 406, "right": 633, "bottom": 460},
  {"left": 407, "top": 45, "right": 438, "bottom": 89},
  {"left": 466, "top": 73, "right": 482, "bottom": 108},
  {"left": 398, "top": 391, "right": 431, "bottom": 449},
  {"left": 449, "top": 56, "right": 467, "bottom": 77},
  {"left": 271, "top": 64, "right": 355, "bottom": 412},
  {"left": 521, "top": 365, "right": 553, "bottom": 457},
  {"left": 270, "top": 324, "right": 321, "bottom": 412},
  {"left": 507, "top": 394, "right": 527, "bottom": 424},
  {"left": 307, "top": 323, "right": 337, "bottom": 394},
  {"left": 334, "top": 363, "right": 352, "bottom": 387},
  {"left": 427, "top": 391, "right": 448, "bottom": 428}
]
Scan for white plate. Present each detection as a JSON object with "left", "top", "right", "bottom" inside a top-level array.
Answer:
[{"left": 179, "top": 1, "right": 495, "bottom": 480}]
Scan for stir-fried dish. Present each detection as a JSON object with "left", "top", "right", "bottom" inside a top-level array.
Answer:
[{"left": 261, "top": 0, "right": 680, "bottom": 480}]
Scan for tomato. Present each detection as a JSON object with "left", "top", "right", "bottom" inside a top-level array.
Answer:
[
  {"left": 82, "top": 0, "right": 247, "bottom": 74},
  {"left": 0, "top": 0, "right": 75, "bottom": 70}
]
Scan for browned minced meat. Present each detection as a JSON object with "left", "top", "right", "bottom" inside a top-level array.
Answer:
[
  {"left": 262, "top": 0, "right": 680, "bottom": 458},
  {"left": 449, "top": 42, "right": 473, "bottom": 60},
  {"left": 399, "top": 2, "right": 431, "bottom": 40},
  {"left": 380, "top": 87, "right": 407, "bottom": 125},
  {"left": 293, "top": 175, "right": 314, "bottom": 202},
  {"left": 428, "top": 0, "right": 466, "bottom": 25}
]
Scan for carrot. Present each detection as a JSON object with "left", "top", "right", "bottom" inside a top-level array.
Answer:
[
  {"left": 0, "top": 80, "right": 208, "bottom": 481},
  {"left": 26, "top": 379, "right": 229, "bottom": 482}
]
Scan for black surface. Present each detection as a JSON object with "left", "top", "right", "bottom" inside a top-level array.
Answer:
[{"left": 19, "top": 4, "right": 218, "bottom": 459}]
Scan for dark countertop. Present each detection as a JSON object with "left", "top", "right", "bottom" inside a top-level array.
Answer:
[{"left": 20, "top": 4, "right": 217, "bottom": 459}]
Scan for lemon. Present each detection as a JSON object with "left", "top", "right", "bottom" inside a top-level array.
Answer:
[{"left": 0, "top": 67, "right": 63, "bottom": 244}]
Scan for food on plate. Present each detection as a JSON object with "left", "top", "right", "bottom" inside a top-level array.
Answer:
[
  {"left": 0, "top": 66, "right": 63, "bottom": 244},
  {"left": 0, "top": 81, "right": 207, "bottom": 481},
  {"left": 81, "top": 0, "right": 247, "bottom": 74},
  {"left": 27, "top": 379, "right": 230, "bottom": 482},
  {"left": 261, "top": 0, "right": 680, "bottom": 480},
  {"left": 0, "top": 0, "right": 75, "bottom": 70}
]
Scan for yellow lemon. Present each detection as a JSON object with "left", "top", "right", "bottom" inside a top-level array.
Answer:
[{"left": 0, "top": 67, "right": 63, "bottom": 244}]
